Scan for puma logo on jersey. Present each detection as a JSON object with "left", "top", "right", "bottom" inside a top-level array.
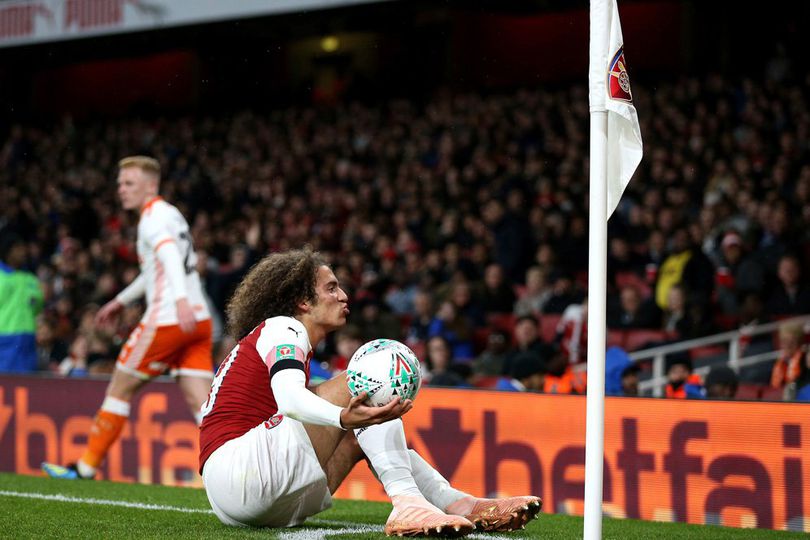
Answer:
[{"left": 287, "top": 326, "right": 301, "bottom": 338}]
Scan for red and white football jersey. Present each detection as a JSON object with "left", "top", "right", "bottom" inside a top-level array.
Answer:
[{"left": 198, "top": 316, "right": 312, "bottom": 472}]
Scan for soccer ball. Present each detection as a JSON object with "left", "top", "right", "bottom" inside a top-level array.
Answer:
[{"left": 346, "top": 339, "right": 422, "bottom": 407}]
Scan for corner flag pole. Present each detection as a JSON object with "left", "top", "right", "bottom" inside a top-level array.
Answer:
[
  {"left": 586, "top": 1, "right": 643, "bottom": 537},
  {"left": 584, "top": 2, "right": 609, "bottom": 538}
]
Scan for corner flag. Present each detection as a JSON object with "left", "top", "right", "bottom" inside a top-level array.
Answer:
[
  {"left": 589, "top": 0, "right": 643, "bottom": 218},
  {"left": 585, "top": 1, "right": 643, "bottom": 539}
]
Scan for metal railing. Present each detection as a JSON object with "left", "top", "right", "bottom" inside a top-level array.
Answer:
[{"left": 630, "top": 314, "right": 810, "bottom": 397}]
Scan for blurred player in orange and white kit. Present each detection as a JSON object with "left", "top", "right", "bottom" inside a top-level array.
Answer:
[
  {"left": 197, "top": 248, "right": 541, "bottom": 537},
  {"left": 42, "top": 156, "right": 214, "bottom": 480}
]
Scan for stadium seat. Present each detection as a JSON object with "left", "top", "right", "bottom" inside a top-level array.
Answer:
[
  {"left": 397, "top": 313, "right": 413, "bottom": 330},
  {"left": 624, "top": 330, "right": 670, "bottom": 351},
  {"left": 473, "top": 376, "right": 502, "bottom": 388},
  {"left": 614, "top": 271, "right": 651, "bottom": 298},
  {"left": 473, "top": 328, "right": 492, "bottom": 354},
  {"left": 689, "top": 345, "right": 727, "bottom": 361},
  {"left": 607, "top": 329, "right": 626, "bottom": 348},
  {"left": 614, "top": 270, "right": 637, "bottom": 288},
  {"left": 539, "top": 313, "right": 562, "bottom": 342},
  {"left": 735, "top": 383, "right": 763, "bottom": 400},
  {"left": 488, "top": 313, "right": 517, "bottom": 333},
  {"left": 713, "top": 313, "right": 739, "bottom": 331},
  {"left": 409, "top": 341, "right": 426, "bottom": 364},
  {"left": 759, "top": 386, "right": 785, "bottom": 402}
]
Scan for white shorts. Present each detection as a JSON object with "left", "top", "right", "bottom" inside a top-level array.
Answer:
[{"left": 202, "top": 415, "right": 332, "bottom": 528}]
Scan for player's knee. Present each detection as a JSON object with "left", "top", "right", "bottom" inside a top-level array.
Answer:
[
  {"left": 311, "top": 373, "right": 352, "bottom": 407},
  {"left": 106, "top": 370, "right": 146, "bottom": 401}
]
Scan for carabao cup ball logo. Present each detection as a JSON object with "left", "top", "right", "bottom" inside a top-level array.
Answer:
[{"left": 346, "top": 339, "right": 422, "bottom": 407}]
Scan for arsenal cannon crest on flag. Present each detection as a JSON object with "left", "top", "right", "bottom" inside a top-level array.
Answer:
[{"left": 608, "top": 47, "right": 633, "bottom": 103}]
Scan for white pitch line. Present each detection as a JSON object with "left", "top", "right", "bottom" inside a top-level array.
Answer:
[
  {"left": 309, "top": 519, "right": 504, "bottom": 539},
  {"left": 0, "top": 490, "right": 214, "bottom": 514},
  {"left": 0, "top": 491, "right": 513, "bottom": 539}
]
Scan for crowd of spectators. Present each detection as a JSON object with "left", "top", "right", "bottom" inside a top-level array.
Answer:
[{"left": 1, "top": 61, "right": 809, "bottom": 400}]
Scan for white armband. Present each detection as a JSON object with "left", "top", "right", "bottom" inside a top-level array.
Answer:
[{"left": 271, "top": 369, "right": 344, "bottom": 430}]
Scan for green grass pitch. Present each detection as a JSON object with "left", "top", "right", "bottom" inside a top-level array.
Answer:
[{"left": 0, "top": 472, "right": 804, "bottom": 539}]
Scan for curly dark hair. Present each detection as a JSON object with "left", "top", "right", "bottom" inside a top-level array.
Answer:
[{"left": 226, "top": 247, "right": 326, "bottom": 340}]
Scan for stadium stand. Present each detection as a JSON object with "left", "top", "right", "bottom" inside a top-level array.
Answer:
[{"left": 0, "top": 15, "right": 808, "bottom": 401}]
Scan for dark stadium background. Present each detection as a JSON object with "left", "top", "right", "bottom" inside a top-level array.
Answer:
[{"left": 0, "top": 0, "right": 808, "bottom": 122}]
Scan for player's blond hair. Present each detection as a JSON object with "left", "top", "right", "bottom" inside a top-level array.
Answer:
[
  {"left": 226, "top": 247, "right": 326, "bottom": 340},
  {"left": 118, "top": 155, "right": 161, "bottom": 179}
]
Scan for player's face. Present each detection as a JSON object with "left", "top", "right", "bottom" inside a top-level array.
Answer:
[
  {"left": 309, "top": 265, "right": 350, "bottom": 331},
  {"left": 117, "top": 167, "right": 156, "bottom": 210}
]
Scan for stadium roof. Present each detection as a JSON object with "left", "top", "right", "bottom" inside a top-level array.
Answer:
[{"left": 0, "top": 0, "right": 393, "bottom": 49}]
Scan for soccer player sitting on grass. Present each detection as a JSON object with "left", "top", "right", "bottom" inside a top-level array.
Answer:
[{"left": 198, "top": 248, "right": 542, "bottom": 537}]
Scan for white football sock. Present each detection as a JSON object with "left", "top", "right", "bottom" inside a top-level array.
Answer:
[
  {"left": 355, "top": 419, "right": 421, "bottom": 498},
  {"left": 408, "top": 449, "right": 470, "bottom": 511}
]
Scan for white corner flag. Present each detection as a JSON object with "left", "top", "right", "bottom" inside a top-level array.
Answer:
[
  {"left": 589, "top": 0, "right": 643, "bottom": 218},
  {"left": 585, "top": 1, "right": 643, "bottom": 539}
]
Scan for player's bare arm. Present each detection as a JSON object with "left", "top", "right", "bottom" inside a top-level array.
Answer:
[
  {"left": 98, "top": 272, "right": 147, "bottom": 327},
  {"left": 94, "top": 299, "right": 123, "bottom": 326}
]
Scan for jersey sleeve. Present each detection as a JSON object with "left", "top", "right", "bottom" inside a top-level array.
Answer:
[
  {"left": 140, "top": 207, "right": 175, "bottom": 251},
  {"left": 271, "top": 369, "right": 344, "bottom": 429},
  {"left": 255, "top": 317, "right": 311, "bottom": 378},
  {"left": 154, "top": 238, "right": 189, "bottom": 301}
]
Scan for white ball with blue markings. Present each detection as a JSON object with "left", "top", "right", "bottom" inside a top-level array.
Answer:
[{"left": 346, "top": 339, "right": 422, "bottom": 407}]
